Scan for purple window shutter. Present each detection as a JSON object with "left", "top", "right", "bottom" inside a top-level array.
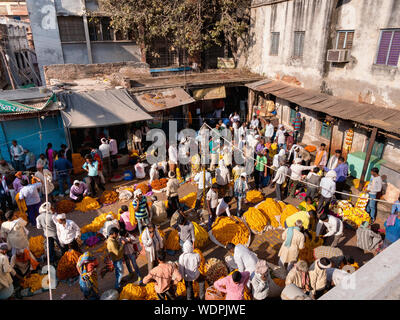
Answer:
[
  {"left": 376, "top": 31, "right": 393, "bottom": 65},
  {"left": 388, "top": 31, "right": 400, "bottom": 66}
]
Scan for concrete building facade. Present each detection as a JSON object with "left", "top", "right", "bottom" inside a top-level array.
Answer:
[
  {"left": 246, "top": 0, "right": 400, "bottom": 110},
  {"left": 25, "top": 0, "right": 141, "bottom": 83}
]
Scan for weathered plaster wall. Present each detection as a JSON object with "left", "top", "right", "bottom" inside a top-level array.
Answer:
[
  {"left": 247, "top": 0, "right": 400, "bottom": 109},
  {"left": 325, "top": 0, "right": 400, "bottom": 108}
]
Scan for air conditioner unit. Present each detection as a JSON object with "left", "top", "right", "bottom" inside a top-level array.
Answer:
[{"left": 327, "top": 49, "right": 350, "bottom": 63}]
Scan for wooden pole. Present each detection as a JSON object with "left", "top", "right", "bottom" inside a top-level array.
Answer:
[
  {"left": 0, "top": 48, "right": 16, "bottom": 89},
  {"left": 358, "top": 127, "right": 378, "bottom": 191},
  {"left": 328, "top": 121, "right": 335, "bottom": 157}
]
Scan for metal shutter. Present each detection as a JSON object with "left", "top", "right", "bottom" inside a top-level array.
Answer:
[
  {"left": 57, "top": 16, "right": 85, "bottom": 42},
  {"left": 376, "top": 31, "right": 393, "bottom": 65},
  {"left": 388, "top": 31, "right": 400, "bottom": 66},
  {"left": 294, "top": 31, "right": 305, "bottom": 57},
  {"left": 270, "top": 32, "right": 279, "bottom": 55}
]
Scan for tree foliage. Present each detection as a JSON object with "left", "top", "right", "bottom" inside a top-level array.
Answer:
[{"left": 96, "top": 0, "right": 251, "bottom": 62}]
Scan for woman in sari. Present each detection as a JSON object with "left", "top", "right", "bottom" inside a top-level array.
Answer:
[
  {"left": 45, "top": 143, "right": 55, "bottom": 172},
  {"left": 76, "top": 252, "right": 100, "bottom": 300}
]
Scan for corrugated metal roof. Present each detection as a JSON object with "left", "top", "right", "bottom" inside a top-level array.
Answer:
[
  {"left": 0, "top": 87, "right": 53, "bottom": 102},
  {"left": 133, "top": 87, "right": 195, "bottom": 113},
  {"left": 248, "top": 80, "right": 400, "bottom": 135}
]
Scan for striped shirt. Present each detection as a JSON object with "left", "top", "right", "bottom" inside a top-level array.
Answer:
[
  {"left": 292, "top": 118, "right": 302, "bottom": 131},
  {"left": 356, "top": 227, "right": 382, "bottom": 252},
  {"left": 133, "top": 196, "right": 148, "bottom": 219}
]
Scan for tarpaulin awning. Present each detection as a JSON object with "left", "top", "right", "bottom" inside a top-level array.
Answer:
[
  {"left": 58, "top": 89, "right": 152, "bottom": 128},
  {"left": 0, "top": 100, "right": 37, "bottom": 113},
  {"left": 247, "top": 79, "right": 400, "bottom": 136},
  {"left": 133, "top": 88, "right": 195, "bottom": 113},
  {"left": 192, "top": 86, "right": 226, "bottom": 100}
]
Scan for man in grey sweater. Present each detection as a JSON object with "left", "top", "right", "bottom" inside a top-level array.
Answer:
[
  {"left": 173, "top": 215, "right": 195, "bottom": 249},
  {"left": 36, "top": 202, "right": 60, "bottom": 264}
]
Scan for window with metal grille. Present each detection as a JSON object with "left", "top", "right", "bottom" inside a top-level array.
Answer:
[
  {"left": 289, "top": 107, "right": 297, "bottom": 124},
  {"left": 57, "top": 16, "right": 85, "bottom": 42},
  {"left": 293, "top": 31, "right": 305, "bottom": 57},
  {"left": 320, "top": 122, "right": 331, "bottom": 139},
  {"left": 376, "top": 29, "right": 400, "bottom": 66},
  {"left": 270, "top": 32, "right": 280, "bottom": 56},
  {"left": 336, "top": 30, "right": 354, "bottom": 49},
  {"left": 88, "top": 17, "right": 114, "bottom": 41}
]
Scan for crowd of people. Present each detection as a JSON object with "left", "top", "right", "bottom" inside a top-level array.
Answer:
[{"left": 0, "top": 111, "right": 400, "bottom": 301}]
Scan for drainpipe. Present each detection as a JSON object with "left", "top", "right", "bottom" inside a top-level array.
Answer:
[{"left": 81, "top": 0, "right": 93, "bottom": 64}]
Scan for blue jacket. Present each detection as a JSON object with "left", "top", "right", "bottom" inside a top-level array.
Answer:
[{"left": 384, "top": 218, "right": 400, "bottom": 243}]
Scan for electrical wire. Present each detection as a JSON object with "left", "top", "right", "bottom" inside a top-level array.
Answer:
[{"left": 203, "top": 122, "right": 396, "bottom": 206}]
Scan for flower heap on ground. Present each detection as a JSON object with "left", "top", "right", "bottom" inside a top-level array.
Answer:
[{"left": 211, "top": 216, "right": 250, "bottom": 246}]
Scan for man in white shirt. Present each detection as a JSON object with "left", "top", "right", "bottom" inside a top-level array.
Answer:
[
  {"left": 238, "top": 122, "right": 247, "bottom": 140},
  {"left": 288, "top": 158, "right": 315, "bottom": 198},
  {"left": 101, "top": 214, "right": 120, "bottom": 239},
  {"left": 206, "top": 184, "right": 219, "bottom": 230},
  {"left": 215, "top": 196, "right": 232, "bottom": 217},
  {"left": 272, "top": 160, "right": 289, "bottom": 201},
  {"left": 264, "top": 119, "right": 275, "bottom": 142},
  {"left": 366, "top": 167, "right": 383, "bottom": 222},
  {"left": 52, "top": 213, "right": 81, "bottom": 254},
  {"left": 99, "top": 138, "right": 112, "bottom": 177},
  {"left": 317, "top": 170, "right": 337, "bottom": 215},
  {"left": 19, "top": 177, "right": 42, "bottom": 226},
  {"left": 326, "top": 150, "right": 342, "bottom": 170},
  {"left": 10, "top": 140, "right": 24, "bottom": 171},
  {"left": 250, "top": 115, "right": 259, "bottom": 130},
  {"left": 226, "top": 243, "right": 258, "bottom": 281},
  {"left": 275, "top": 125, "right": 286, "bottom": 149},
  {"left": 0, "top": 210, "right": 29, "bottom": 252},
  {"left": 215, "top": 160, "right": 230, "bottom": 194},
  {"left": 168, "top": 143, "right": 178, "bottom": 173},
  {"left": 135, "top": 160, "right": 148, "bottom": 179},
  {"left": 108, "top": 137, "right": 118, "bottom": 170},
  {"left": 194, "top": 167, "right": 212, "bottom": 211},
  {"left": 316, "top": 212, "right": 344, "bottom": 247}
]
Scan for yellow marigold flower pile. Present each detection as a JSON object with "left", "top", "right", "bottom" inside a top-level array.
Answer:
[
  {"left": 136, "top": 183, "right": 149, "bottom": 195},
  {"left": 257, "top": 198, "right": 281, "bottom": 228},
  {"left": 342, "top": 208, "right": 371, "bottom": 227},
  {"left": 56, "top": 249, "right": 82, "bottom": 280},
  {"left": 144, "top": 282, "right": 158, "bottom": 300},
  {"left": 243, "top": 207, "right": 269, "bottom": 232},
  {"left": 246, "top": 190, "right": 264, "bottom": 204},
  {"left": 21, "top": 273, "right": 45, "bottom": 292},
  {"left": 55, "top": 200, "right": 76, "bottom": 213},
  {"left": 80, "top": 211, "right": 117, "bottom": 233},
  {"left": 29, "top": 235, "right": 45, "bottom": 258},
  {"left": 298, "top": 231, "right": 323, "bottom": 264},
  {"left": 193, "top": 248, "right": 206, "bottom": 275},
  {"left": 151, "top": 178, "right": 168, "bottom": 190},
  {"left": 193, "top": 222, "right": 209, "bottom": 249},
  {"left": 75, "top": 196, "right": 101, "bottom": 212},
  {"left": 244, "top": 286, "right": 252, "bottom": 300},
  {"left": 278, "top": 200, "right": 286, "bottom": 211},
  {"left": 205, "top": 258, "right": 228, "bottom": 285},
  {"left": 99, "top": 190, "right": 119, "bottom": 205},
  {"left": 119, "top": 283, "right": 147, "bottom": 300},
  {"left": 280, "top": 204, "right": 299, "bottom": 226},
  {"left": 179, "top": 192, "right": 202, "bottom": 208},
  {"left": 211, "top": 216, "right": 250, "bottom": 246},
  {"left": 165, "top": 229, "right": 180, "bottom": 251},
  {"left": 175, "top": 280, "right": 209, "bottom": 298}
]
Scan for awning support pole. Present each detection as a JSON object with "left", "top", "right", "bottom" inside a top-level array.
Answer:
[{"left": 359, "top": 126, "right": 378, "bottom": 191}]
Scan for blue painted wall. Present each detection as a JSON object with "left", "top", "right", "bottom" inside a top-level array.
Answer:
[{"left": 0, "top": 113, "right": 67, "bottom": 163}]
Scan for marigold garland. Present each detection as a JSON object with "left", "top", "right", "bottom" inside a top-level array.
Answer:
[
  {"left": 99, "top": 190, "right": 119, "bottom": 205},
  {"left": 29, "top": 235, "right": 45, "bottom": 258},
  {"left": 246, "top": 190, "right": 264, "bottom": 204},
  {"left": 243, "top": 207, "right": 269, "bottom": 232}
]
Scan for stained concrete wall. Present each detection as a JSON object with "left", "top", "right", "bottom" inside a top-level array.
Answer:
[
  {"left": 26, "top": 0, "right": 141, "bottom": 84},
  {"left": 247, "top": 0, "right": 400, "bottom": 109},
  {"left": 320, "top": 239, "right": 400, "bottom": 300},
  {"left": 25, "top": 0, "right": 64, "bottom": 82}
]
